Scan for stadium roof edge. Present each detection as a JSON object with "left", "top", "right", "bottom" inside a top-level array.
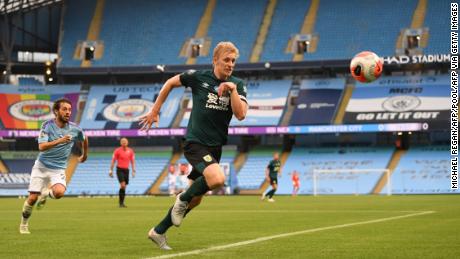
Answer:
[{"left": 0, "top": 0, "right": 61, "bottom": 15}]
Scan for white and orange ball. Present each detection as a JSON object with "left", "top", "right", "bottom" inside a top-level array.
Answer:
[{"left": 350, "top": 51, "right": 383, "bottom": 83}]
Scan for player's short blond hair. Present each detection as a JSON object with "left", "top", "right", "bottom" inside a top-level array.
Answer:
[{"left": 213, "top": 42, "right": 239, "bottom": 60}]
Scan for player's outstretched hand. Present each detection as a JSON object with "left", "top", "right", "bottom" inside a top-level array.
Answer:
[
  {"left": 217, "top": 82, "right": 236, "bottom": 96},
  {"left": 139, "top": 110, "right": 159, "bottom": 131},
  {"left": 109, "top": 171, "right": 113, "bottom": 178},
  {"left": 78, "top": 154, "right": 87, "bottom": 163}
]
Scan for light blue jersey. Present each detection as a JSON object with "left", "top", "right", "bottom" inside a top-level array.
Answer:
[{"left": 37, "top": 119, "right": 85, "bottom": 169}]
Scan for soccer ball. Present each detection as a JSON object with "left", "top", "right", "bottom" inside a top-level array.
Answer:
[{"left": 350, "top": 51, "right": 383, "bottom": 83}]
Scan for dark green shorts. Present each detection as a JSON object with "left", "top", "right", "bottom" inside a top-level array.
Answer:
[{"left": 269, "top": 177, "right": 278, "bottom": 185}]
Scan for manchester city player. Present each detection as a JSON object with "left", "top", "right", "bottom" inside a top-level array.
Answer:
[
  {"left": 139, "top": 42, "right": 247, "bottom": 250},
  {"left": 19, "top": 98, "right": 89, "bottom": 234}
]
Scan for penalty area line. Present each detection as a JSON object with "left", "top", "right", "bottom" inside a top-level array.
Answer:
[{"left": 145, "top": 210, "right": 435, "bottom": 259}]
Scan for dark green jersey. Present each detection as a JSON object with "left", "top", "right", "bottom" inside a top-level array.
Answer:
[
  {"left": 267, "top": 159, "right": 281, "bottom": 178},
  {"left": 180, "top": 70, "right": 247, "bottom": 146}
]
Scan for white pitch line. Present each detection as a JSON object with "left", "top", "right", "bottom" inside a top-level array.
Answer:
[{"left": 145, "top": 210, "right": 435, "bottom": 259}]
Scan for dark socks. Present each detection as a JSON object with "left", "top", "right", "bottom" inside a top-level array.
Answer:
[
  {"left": 119, "top": 188, "right": 126, "bottom": 205},
  {"left": 266, "top": 189, "right": 277, "bottom": 198},
  {"left": 154, "top": 207, "right": 193, "bottom": 234},
  {"left": 179, "top": 176, "right": 209, "bottom": 203}
]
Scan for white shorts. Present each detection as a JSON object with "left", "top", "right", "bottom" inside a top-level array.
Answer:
[{"left": 28, "top": 160, "right": 67, "bottom": 193}]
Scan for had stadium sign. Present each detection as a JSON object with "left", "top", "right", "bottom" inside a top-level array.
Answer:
[
  {"left": 9, "top": 100, "right": 54, "bottom": 121},
  {"left": 103, "top": 99, "right": 153, "bottom": 123},
  {"left": 382, "top": 54, "right": 450, "bottom": 65}
]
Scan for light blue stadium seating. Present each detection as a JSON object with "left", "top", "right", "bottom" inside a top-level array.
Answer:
[
  {"left": 423, "top": 0, "right": 450, "bottom": 54},
  {"left": 305, "top": 0, "right": 417, "bottom": 60},
  {"left": 195, "top": 0, "right": 266, "bottom": 64},
  {"left": 66, "top": 152, "right": 170, "bottom": 195},
  {"left": 388, "top": 146, "right": 455, "bottom": 194},
  {"left": 0, "top": 173, "right": 30, "bottom": 196},
  {"left": 59, "top": 0, "right": 96, "bottom": 67},
  {"left": 237, "top": 148, "right": 279, "bottom": 190},
  {"left": 277, "top": 147, "right": 393, "bottom": 195},
  {"left": 59, "top": 0, "right": 448, "bottom": 66},
  {"left": 93, "top": 0, "right": 206, "bottom": 66},
  {"left": 261, "top": 0, "right": 310, "bottom": 62}
]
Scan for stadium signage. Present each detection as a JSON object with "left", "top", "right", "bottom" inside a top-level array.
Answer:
[
  {"left": 383, "top": 54, "right": 450, "bottom": 65},
  {"left": 9, "top": 100, "right": 54, "bottom": 121},
  {"left": 0, "top": 123, "right": 425, "bottom": 138},
  {"left": 102, "top": 99, "right": 153, "bottom": 122}
]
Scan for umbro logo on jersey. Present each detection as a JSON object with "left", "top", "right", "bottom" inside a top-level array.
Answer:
[{"left": 201, "top": 82, "right": 210, "bottom": 89}]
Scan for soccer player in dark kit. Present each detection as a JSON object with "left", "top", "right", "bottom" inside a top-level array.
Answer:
[{"left": 139, "top": 42, "right": 248, "bottom": 250}]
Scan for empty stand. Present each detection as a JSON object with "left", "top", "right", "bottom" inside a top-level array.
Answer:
[
  {"left": 277, "top": 147, "right": 393, "bottom": 194},
  {"left": 237, "top": 148, "right": 279, "bottom": 190},
  {"left": 195, "top": 0, "right": 266, "bottom": 64},
  {"left": 261, "top": 0, "right": 310, "bottom": 61},
  {"left": 66, "top": 151, "right": 171, "bottom": 195},
  {"left": 423, "top": 0, "right": 450, "bottom": 54},
  {"left": 59, "top": 0, "right": 97, "bottom": 67},
  {"left": 388, "top": 146, "right": 454, "bottom": 194}
]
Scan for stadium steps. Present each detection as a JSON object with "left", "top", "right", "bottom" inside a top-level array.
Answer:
[
  {"left": 292, "top": 0, "right": 319, "bottom": 61},
  {"left": 75, "top": 99, "right": 87, "bottom": 124},
  {"left": 333, "top": 84, "right": 355, "bottom": 124},
  {"left": 279, "top": 87, "right": 296, "bottom": 126},
  {"left": 171, "top": 99, "right": 190, "bottom": 128},
  {"left": 65, "top": 155, "right": 80, "bottom": 184},
  {"left": 233, "top": 151, "right": 248, "bottom": 173},
  {"left": 250, "top": 0, "right": 278, "bottom": 63},
  {"left": 372, "top": 149, "right": 406, "bottom": 194},
  {"left": 81, "top": 0, "right": 105, "bottom": 68},
  {"left": 147, "top": 151, "right": 181, "bottom": 195},
  {"left": 396, "top": 0, "right": 428, "bottom": 50},
  {"left": 0, "top": 159, "right": 8, "bottom": 173},
  {"left": 186, "top": 0, "right": 216, "bottom": 65}
]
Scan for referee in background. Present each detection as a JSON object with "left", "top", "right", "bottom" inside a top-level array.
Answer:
[{"left": 109, "top": 138, "right": 136, "bottom": 208}]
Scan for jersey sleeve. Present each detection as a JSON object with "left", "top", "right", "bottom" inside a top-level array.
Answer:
[
  {"left": 77, "top": 128, "right": 85, "bottom": 142},
  {"left": 37, "top": 123, "right": 50, "bottom": 144},
  {"left": 236, "top": 80, "right": 248, "bottom": 104},
  {"left": 179, "top": 70, "right": 197, "bottom": 88}
]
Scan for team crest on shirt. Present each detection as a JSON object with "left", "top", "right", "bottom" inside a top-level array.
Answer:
[{"left": 203, "top": 155, "right": 212, "bottom": 162}]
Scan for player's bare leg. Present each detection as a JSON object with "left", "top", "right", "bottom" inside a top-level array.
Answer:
[
  {"left": 37, "top": 184, "right": 66, "bottom": 210},
  {"left": 20, "top": 193, "right": 39, "bottom": 234}
]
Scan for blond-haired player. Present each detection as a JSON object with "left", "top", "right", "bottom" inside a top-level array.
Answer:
[{"left": 140, "top": 42, "right": 248, "bottom": 250}]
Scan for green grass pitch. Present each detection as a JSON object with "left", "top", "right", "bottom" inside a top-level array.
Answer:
[{"left": 1, "top": 195, "right": 459, "bottom": 259}]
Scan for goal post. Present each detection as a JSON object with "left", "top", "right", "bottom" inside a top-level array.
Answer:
[{"left": 312, "top": 169, "right": 392, "bottom": 196}]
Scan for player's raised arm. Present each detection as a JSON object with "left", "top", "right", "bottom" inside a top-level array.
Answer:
[
  {"left": 218, "top": 82, "right": 248, "bottom": 121},
  {"left": 38, "top": 135, "right": 72, "bottom": 151},
  {"left": 139, "top": 74, "right": 183, "bottom": 130}
]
